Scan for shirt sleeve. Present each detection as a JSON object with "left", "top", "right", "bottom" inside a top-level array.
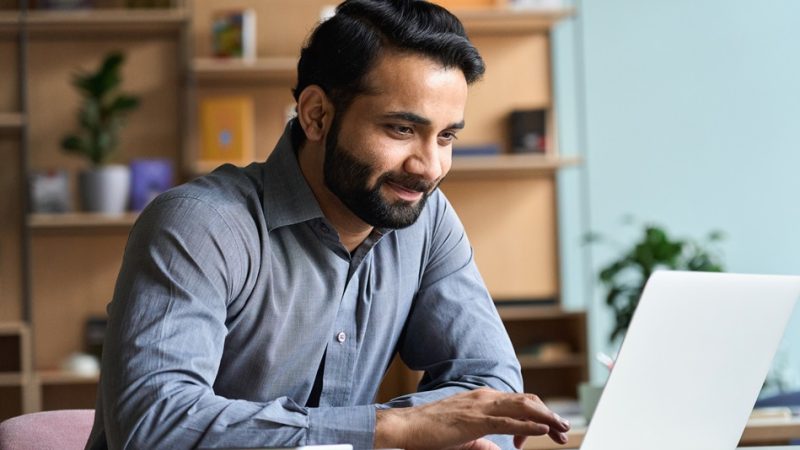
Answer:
[
  {"left": 379, "top": 192, "right": 524, "bottom": 449},
  {"left": 94, "top": 195, "right": 375, "bottom": 450}
]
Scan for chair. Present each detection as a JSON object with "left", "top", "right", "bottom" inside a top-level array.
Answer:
[{"left": 0, "top": 410, "right": 94, "bottom": 450}]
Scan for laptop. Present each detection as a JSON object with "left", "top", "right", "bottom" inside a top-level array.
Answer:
[{"left": 581, "top": 271, "right": 800, "bottom": 450}]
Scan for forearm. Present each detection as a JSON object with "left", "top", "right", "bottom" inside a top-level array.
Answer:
[
  {"left": 377, "top": 377, "right": 520, "bottom": 450},
  {"left": 381, "top": 372, "right": 519, "bottom": 409},
  {"left": 104, "top": 382, "right": 376, "bottom": 449},
  {"left": 373, "top": 389, "right": 567, "bottom": 450}
]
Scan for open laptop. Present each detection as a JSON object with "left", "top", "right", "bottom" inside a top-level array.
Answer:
[{"left": 581, "top": 270, "right": 800, "bottom": 450}]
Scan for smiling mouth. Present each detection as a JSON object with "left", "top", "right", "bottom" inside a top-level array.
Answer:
[{"left": 385, "top": 181, "right": 424, "bottom": 202}]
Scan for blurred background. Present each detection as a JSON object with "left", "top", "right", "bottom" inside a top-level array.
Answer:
[{"left": 0, "top": 0, "right": 798, "bottom": 444}]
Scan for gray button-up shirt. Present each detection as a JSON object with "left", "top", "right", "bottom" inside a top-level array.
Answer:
[{"left": 87, "top": 128, "right": 522, "bottom": 450}]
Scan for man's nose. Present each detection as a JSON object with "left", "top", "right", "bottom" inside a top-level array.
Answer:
[{"left": 404, "top": 138, "right": 444, "bottom": 183}]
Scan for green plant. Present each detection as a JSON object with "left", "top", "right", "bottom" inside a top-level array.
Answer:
[
  {"left": 586, "top": 221, "right": 725, "bottom": 343},
  {"left": 61, "top": 51, "right": 140, "bottom": 166}
]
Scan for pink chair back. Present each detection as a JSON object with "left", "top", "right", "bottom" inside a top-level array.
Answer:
[{"left": 0, "top": 410, "right": 94, "bottom": 450}]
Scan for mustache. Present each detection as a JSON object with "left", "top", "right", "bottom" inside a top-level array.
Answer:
[{"left": 379, "top": 172, "right": 441, "bottom": 194}]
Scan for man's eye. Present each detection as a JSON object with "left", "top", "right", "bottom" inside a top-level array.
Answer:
[
  {"left": 389, "top": 125, "right": 413, "bottom": 135},
  {"left": 439, "top": 132, "right": 458, "bottom": 143}
]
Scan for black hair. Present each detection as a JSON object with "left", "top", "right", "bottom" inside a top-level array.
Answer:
[{"left": 290, "top": 0, "right": 485, "bottom": 148}]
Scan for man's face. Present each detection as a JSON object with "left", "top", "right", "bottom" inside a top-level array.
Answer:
[{"left": 323, "top": 52, "right": 468, "bottom": 229}]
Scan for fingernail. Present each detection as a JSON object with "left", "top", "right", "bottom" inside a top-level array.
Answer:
[
  {"left": 559, "top": 432, "right": 568, "bottom": 443},
  {"left": 555, "top": 413, "right": 570, "bottom": 429}
]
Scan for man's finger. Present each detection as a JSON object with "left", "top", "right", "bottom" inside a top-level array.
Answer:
[
  {"left": 483, "top": 416, "right": 550, "bottom": 436},
  {"left": 461, "top": 437, "right": 501, "bottom": 450},
  {"left": 548, "top": 427, "right": 569, "bottom": 445},
  {"left": 521, "top": 394, "right": 570, "bottom": 433}
]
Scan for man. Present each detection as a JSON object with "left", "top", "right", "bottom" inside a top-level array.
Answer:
[{"left": 86, "top": 1, "right": 570, "bottom": 449}]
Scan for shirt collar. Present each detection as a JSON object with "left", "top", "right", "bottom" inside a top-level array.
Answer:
[{"left": 262, "top": 125, "right": 325, "bottom": 231}]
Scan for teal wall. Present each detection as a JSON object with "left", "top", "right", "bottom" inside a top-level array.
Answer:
[{"left": 551, "top": 0, "right": 800, "bottom": 387}]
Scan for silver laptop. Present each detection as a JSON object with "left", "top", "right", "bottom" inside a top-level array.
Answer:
[{"left": 581, "top": 271, "right": 800, "bottom": 450}]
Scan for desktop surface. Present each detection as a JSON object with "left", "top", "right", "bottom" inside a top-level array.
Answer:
[{"left": 523, "top": 415, "right": 800, "bottom": 449}]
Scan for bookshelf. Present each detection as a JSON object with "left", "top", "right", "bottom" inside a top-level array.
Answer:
[
  {"left": 457, "top": 6, "right": 575, "bottom": 35},
  {"left": 0, "top": 113, "right": 24, "bottom": 131},
  {"left": 24, "top": 8, "right": 188, "bottom": 34},
  {"left": 0, "top": 0, "right": 189, "bottom": 417},
  {"left": 0, "top": 323, "right": 34, "bottom": 421},
  {"left": 28, "top": 212, "right": 139, "bottom": 230},
  {"left": 0, "top": 0, "right": 587, "bottom": 417},
  {"left": 192, "top": 56, "right": 296, "bottom": 83},
  {"left": 448, "top": 153, "right": 581, "bottom": 179}
]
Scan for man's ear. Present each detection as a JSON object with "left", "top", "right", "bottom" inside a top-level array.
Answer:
[{"left": 297, "top": 85, "right": 333, "bottom": 143}]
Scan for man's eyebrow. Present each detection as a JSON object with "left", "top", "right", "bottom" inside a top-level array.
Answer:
[{"left": 382, "top": 112, "right": 465, "bottom": 130}]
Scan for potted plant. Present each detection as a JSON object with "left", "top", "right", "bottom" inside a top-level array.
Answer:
[
  {"left": 576, "top": 221, "right": 725, "bottom": 421},
  {"left": 587, "top": 221, "right": 726, "bottom": 344},
  {"left": 61, "top": 51, "right": 140, "bottom": 213}
]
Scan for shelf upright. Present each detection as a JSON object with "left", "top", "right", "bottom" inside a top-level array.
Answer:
[{"left": 18, "top": 0, "right": 31, "bottom": 329}]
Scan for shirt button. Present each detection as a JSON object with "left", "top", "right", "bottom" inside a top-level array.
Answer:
[
  {"left": 320, "top": 223, "right": 330, "bottom": 233},
  {"left": 336, "top": 331, "right": 346, "bottom": 343}
]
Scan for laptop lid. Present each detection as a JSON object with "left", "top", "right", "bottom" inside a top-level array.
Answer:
[{"left": 581, "top": 271, "right": 800, "bottom": 450}]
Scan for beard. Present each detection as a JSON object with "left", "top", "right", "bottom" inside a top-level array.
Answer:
[{"left": 323, "top": 117, "right": 438, "bottom": 229}]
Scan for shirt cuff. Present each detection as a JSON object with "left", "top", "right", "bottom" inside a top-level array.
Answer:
[{"left": 306, "top": 404, "right": 376, "bottom": 450}]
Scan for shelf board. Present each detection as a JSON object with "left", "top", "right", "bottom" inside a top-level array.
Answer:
[
  {"left": 23, "top": 8, "right": 189, "bottom": 34},
  {"left": 517, "top": 354, "right": 585, "bottom": 370},
  {"left": 456, "top": 6, "right": 575, "bottom": 35},
  {"left": 192, "top": 57, "right": 297, "bottom": 83},
  {"left": 0, "top": 373, "right": 26, "bottom": 387},
  {"left": 28, "top": 212, "right": 139, "bottom": 229},
  {"left": 497, "top": 305, "right": 583, "bottom": 321},
  {"left": 0, "top": 11, "right": 20, "bottom": 34},
  {"left": 191, "top": 154, "right": 580, "bottom": 179},
  {"left": 0, "top": 112, "right": 25, "bottom": 131},
  {"left": 36, "top": 370, "right": 98, "bottom": 385},
  {"left": 448, "top": 153, "right": 580, "bottom": 179},
  {"left": 0, "top": 321, "right": 28, "bottom": 336}
]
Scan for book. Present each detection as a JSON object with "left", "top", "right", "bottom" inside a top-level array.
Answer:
[
  {"left": 211, "top": 9, "right": 257, "bottom": 61},
  {"left": 129, "top": 158, "right": 174, "bottom": 211},
  {"left": 199, "top": 96, "right": 255, "bottom": 167},
  {"left": 509, "top": 108, "right": 547, "bottom": 153},
  {"left": 452, "top": 144, "right": 502, "bottom": 157}
]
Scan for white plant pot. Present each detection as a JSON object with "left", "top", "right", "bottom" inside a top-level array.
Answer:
[{"left": 79, "top": 164, "right": 131, "bottom": 213}]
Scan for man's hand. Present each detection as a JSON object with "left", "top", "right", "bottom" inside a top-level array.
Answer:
[{"left": 374, "top": 388, "right": 570, "bottom": 450}]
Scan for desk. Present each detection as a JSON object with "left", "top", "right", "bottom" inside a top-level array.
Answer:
[{"left": 523, "top": 417, "right": 800, "bottom": 449}]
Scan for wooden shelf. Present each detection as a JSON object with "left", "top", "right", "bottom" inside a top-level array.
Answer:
[
  {"left": 0, "top": 373, "right": 26, "bottom": 387},
  {"left": 0, "top": 11, "right": 20, "bottom": 34},
  {"left": 448, "top": 153, "right": 580, "bottom": 179},
  {"left": 28, "top": 212, "right": 139, "bottom": 229},
  {"left": 192, "top": 57, "right": 297, "bottom": 83},
  {"left": 0, "top": 322, "right": 27, "bottom": 337},
  {"left": 456, "top": 7, "right": 575, "bottom": 35},
  {"left": 498, "top": 305, "right": 584, "bottom": 321},
  {"left": 0, "top": 113, "right": 25, "bottom": 131},
  {"left": 22, "top": 8, "right": 189, "bottom": 34},
  {"left": 190, "top": 154, "right": 580, "bottom": 179},
  {"left": 35, "top": 370, "right": 98, "bottom": 385},
  {"left": 517, "top": 354, "right": 585, "bottom": 370}
]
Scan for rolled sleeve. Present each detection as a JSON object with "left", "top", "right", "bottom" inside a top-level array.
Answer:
[{"left": 307, "top": 405, "right": 376, "bottom": 449}]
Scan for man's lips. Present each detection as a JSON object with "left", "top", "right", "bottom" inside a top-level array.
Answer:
[{"left": 386, "top": 181, "right": 424, "bottom": 202}]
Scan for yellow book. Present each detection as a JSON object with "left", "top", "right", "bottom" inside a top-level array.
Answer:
[{"left": 199, "top": 96, "right": 255, "bottom": 166}]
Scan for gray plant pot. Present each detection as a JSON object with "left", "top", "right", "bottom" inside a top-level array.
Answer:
[{"left": 79, "top": 164, "right": 131, "bottom": 213}]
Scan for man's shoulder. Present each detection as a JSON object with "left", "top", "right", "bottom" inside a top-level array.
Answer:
[
  {"left": 167, "top": 163, "right": 263, "bottom": 203},
  {"left": 156, "top": 163, "right": 262, "bottom": 209},
  {"left": 143, "top": 163, "right": 266, "bottom": 232}
]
